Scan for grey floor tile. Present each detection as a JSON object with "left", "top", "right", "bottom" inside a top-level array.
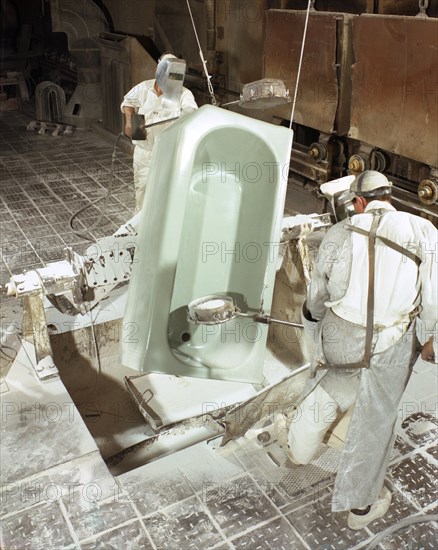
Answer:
[
  {"left": 284, "top": 491, "right": 370, "bottom": 550},
  {"left": 229, "top": 516, "right": 306, "bottom": 549},
  {"left": 118, "top": 465, "right": 196, "bottom": 518},
  {"left": 63, "top": 493, "right": 137, "bottom": 541},
  {"left": 365, "top": 488, "right": 422, "bottom": 535},
  {"left": 142, "top": 495, "right": 224, "bottom": 550},
  {"left": 0, "top": 470, "right": 53, "bottom": 518},
  {"left": 0, "top": 142, "right": 15, "bottom": 154},
  {"left": 236, "top": 435, "right": 339, "bottom": 506},
  {"left": 424, "top": 443, "right": 438, "bottom": 461},
  {"left": 79, "top": 520, "right": 153, "bottom": 549},
  {"left": 248, "top": 467, "right": 289, "bottom": 509},
  {"left": 388, "top": 453, "right": 437, "bottom": 509},
  {"left": 203, "top": 473, "right": 278, "bottom": 538},
  {"left": 389, "top": 435, "right": 415, "bottom": 464},
  {"left": 176, "top": 440, "right": 246, "bottom": 494},
  {"left": 21, "top": 225, "right": 56, "bottom": 239},
  {"left": 401, "top": 412, "right": 438, "bottom": 447},
  {"left": 4, "top": 252, "right": 42, "bottom": 271},
  {"left": 377, "top": 519, "right": 438, "bottom": 550},
  {"left": 16, "top": 215, "right": 47, "bottom": 227},
  {"left": 0, "top": 500, "right": 75, "bottom": 549},
  {"left": 0, "top": 111, "right": 133, "bottom": 290},
  {"left": 1, "top": 398, "right": 98, "bottom": 483}
]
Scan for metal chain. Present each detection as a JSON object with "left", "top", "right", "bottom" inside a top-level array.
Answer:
[{"left": 418, "top": 0, "right": 429, "bottom": 15}]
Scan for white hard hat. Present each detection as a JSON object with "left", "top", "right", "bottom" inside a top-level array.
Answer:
[{"left": 350, "top": 170, "right": 392, "bottom": 197}]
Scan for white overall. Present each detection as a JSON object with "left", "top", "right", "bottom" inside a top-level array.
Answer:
[{"left": 289, "top": 202, "right": 437, "bottom": 511}]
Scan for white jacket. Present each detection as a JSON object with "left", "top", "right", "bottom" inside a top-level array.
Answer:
[
  {"left": 120, "top": 79, "right": 198, "bottom": 153},
  {"left": 308, "top": 201, "right": 437, "bottom": 353}
]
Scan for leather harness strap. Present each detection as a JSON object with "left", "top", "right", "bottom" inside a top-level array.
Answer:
[
  {"left": 345, "top": 225, "right": 422, "bottom": 267},
  {"left": 315, "top": 212, "right": 421, "bottom": 372},
  {"left": 363, "top": 213, "right": 381, "bottom": 367}
]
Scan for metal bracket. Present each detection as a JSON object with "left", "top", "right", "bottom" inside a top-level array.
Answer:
[{"left": 23, "top": 293, "right": 59, "bottom": 381}]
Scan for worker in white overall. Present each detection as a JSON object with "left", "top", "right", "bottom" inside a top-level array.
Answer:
[
  {"left": 275, "top": 170, "right": 437, "bottom": 529},
  {"left": 121, "top": 53, "right": 198, "bottom": 212}
]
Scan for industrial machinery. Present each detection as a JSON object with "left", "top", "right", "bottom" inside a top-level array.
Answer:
[
  {"left": 3, "top": 180, "right": 331, "bottom": 389},
  {"left": 40, "top": 1, "right": 437, "bottom": 221},
  {"left": 4, "top": 234, "right": 137, "bottom": 380},
  {"left": 142, "top": 1, "right": 437, "bottom": 225},
  {"left": 262, "top": 6, "right": 438, "bottom": 225}
]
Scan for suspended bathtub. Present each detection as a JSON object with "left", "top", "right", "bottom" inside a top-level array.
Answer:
[{"left": 122, "top": 105, "right": 293, "bottom": 384}]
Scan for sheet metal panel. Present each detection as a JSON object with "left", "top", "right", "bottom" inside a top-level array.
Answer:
[
  {"left": 264, "top": 10, "right": 342, "bottom": 133},
  {"left": 350, "top": 15, "right": 438, "bottom": 167}
]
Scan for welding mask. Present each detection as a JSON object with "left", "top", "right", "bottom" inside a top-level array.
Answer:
[
  {"left": 332, "top": 189, "right": 356, "bottom": 221},
  {"left": 155, "top": 54, "right": 187, "bottom": 115},
  {"left": 320, "top": 175, "right": 356, "bottom": 222}
]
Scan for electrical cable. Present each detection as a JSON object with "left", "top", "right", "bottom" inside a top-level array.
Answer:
[
  {"left": 69, "top": 132, "right": 125, "bottom": 242},
  {"left": 185, "top": 0, "right": 217, "bottom": 106},
  {"left": 289, "top": 0, "right": 313, "bottom": 130},
  {"left": 0, "top": 345, "right": 17, "bottom": 362},
  {"left": 355, "top": 514, "right": 438, "bottom": 549}
]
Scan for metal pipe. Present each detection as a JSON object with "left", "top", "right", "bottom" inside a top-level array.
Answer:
[{"left": 252, "top": 313, "right": 304, "bottom": 329}]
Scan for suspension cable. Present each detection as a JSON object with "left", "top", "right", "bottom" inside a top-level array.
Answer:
[
  {"left": 289, "top": 0, "right": 313, "bottom": 129},
  {"left": 185, "top": 0, "right": 217, "bottom": 106}
]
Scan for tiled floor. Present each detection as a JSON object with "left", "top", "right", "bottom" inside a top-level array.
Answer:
[
  {"left": 1, "top": 108, "right": 437, "bottom": 548},
  {"left": 0, "top": 109, "right": 135, "bottom": 289},
  {"left": 1, "top": 342, "right": 437, "bottom": 550}
]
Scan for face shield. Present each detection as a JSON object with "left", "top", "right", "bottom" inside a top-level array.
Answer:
[
  {"left": 320, "top": 175, "right": 356, "bottom": 222},
  {"left": 155, "top": 55, "right": 187, "bottom": 116},
  {"left": 332, "top": 189, "right": 356, "bottom": 221}
]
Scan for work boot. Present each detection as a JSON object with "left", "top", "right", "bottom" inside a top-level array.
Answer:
[
  {"left": 347, "top": 486, "right": 392, "bottom": 530},
  {"left": 273, "top": 413, "right": 301, "bottom": 465}
]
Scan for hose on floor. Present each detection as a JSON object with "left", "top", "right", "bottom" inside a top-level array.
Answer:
[
  {"left": 69, "top": 132, "right": 129, "bottom": 242},
  {"left": 356, "top": 513, "right": 438, "bottom": 549}
]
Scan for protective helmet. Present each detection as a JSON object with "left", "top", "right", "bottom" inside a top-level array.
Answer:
[
  {"left": 350, "top": 170, "right": 392, "bottom": 198},
  {"left": 157, "top": 52, "right": 178, "bottom": 65},
  {"left": 155, "top": 53, "right": 185, "bottom": 92}
]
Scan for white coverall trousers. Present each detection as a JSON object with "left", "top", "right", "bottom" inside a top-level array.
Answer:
[
  {"left": 288, "top": 309, "right": 415, "bottom": 511},
  {"left": 133, "top": 146, "right": 152, "bottom": 212},
  {"left": 288, "top": 382, "right": 357, "bottom": 464}
]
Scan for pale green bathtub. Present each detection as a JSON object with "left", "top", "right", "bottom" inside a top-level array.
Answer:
[{"left": 122, "top": 105, "right": 293, "bottom": 383}]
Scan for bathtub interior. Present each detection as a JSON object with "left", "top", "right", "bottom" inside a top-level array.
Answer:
[
  {"left": 167, "top": 127, "right": 286, "bottom": 375},
  {"left": 122, "top": 105, "right": 293, "bottom": 383}
]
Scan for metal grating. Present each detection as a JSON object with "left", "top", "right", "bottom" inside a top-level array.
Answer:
[
  {"left": 237, "top": 431, "right": 340, "bottom": 500},
  {"left": 401, "top": 412, "right": 438, "bottom": 447},
  {"left": 284, "top": 491, "right": 368, "bottom": 549},
  {"left": 366, "top": 490, "right": 421, "bottom": 534},
  {"left": 143, "top": 495, "right": 223, "bottom": 549},
  {"left": 378, "top": 520, "right": 438, "bottom": 550},
  {"left": 230, "top": 516, "right": 306, "bottom": 549},
  {"left": 425, "top": 444, "right": 438, "bottom": 461},
  {"left": 389, "top": 436, "right": 414, "bottom": 463},
  {"left": 203, "top": 473, "right": 278, "bottom": 538},
  {"left": 389, "top": 454, "right": 438, "bottom": 509}
]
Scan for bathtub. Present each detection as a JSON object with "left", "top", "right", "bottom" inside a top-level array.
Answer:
[{"left": 121, "top": 105, "right": 293, "bottom": 383}]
